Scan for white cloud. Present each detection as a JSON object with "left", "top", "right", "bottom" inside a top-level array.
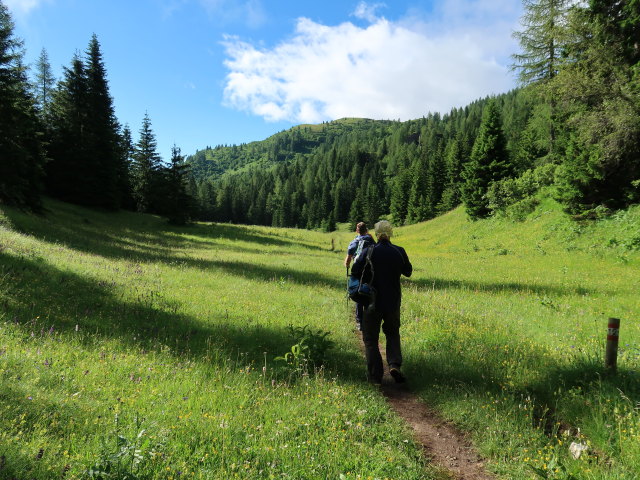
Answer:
[
  {"left": 222, "top": 0, "right": 521, "bottom": 124},
  {"left": 352, "top": 1, "right": 386, "bottom": 23},
  {"left": 4, "top": 0, "right": 50, "bottom": 16}
]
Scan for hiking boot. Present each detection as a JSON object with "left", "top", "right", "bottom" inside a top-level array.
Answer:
[{"left": 389, "top": 367, "right": 406, "bottom": 384}]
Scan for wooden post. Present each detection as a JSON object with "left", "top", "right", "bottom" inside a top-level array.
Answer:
[{"left": 605, "top": 317, "right": 620, "bottom": 373}]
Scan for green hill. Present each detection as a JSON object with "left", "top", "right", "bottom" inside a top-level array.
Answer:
[
  {"left": 1, "top": 198, "right": 639, "bottom": 478},
  {"left": 186, "top": 117, "right": 400, "bottom": 180}
]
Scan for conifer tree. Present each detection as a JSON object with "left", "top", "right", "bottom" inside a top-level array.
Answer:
[
  {"left": 33, "top": 47, "right": 55, "bottom": 116},
  {"left": 406, "top": 156, "right": 430, "bottom": 223},
  {"left": 552, "top": 1, "right": 640, "bottom": 213},
  {"left": 131, "top": 113, "right": 162, "bottom": 212},
  {"left": 348, "top": 187, "right": 365, "bottom": 230},
  {"left": 512, "top": 0, "right": 571, "bottom": 157},
  {"left": 0, "top": 2, "right": 45, "bottom": 209},
  {"left": 162, "top": 145, "right": 192, "bottom": 224},
  {"left": 462, "top": 100, "right": 512, "bottom": 220},
  {"left": 390, "top": 168, "right": 411, "bottom": 224},
  {"left": 438, "top": 136, "right": 464, "bottom": 213},
  {"left": 116, "top": 124, "right": 135, "bottom": 210},
  {"left": 512, "top": 0, "right": 571, "bottom": 83},
  {"left": 46, "top": 53, "right": 89, "bottom": 202},
  {"left": 84, "top": 34, "right": 120, "bottom": 208}
]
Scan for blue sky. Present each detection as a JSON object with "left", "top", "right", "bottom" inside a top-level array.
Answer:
[{"left": 7, "top": 0, "right": 523, "bottom": 161}]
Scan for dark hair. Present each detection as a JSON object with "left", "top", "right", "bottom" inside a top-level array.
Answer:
[{"left": 356, "top": 222, "right": 367, "bottom": 234}]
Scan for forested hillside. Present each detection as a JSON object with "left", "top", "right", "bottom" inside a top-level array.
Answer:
[
  {"left": 2, "top": 0, "right": 638, "bottom": 230},
  {"left": 186, "top": 93, "right": 530, "bottom": 228},
  {"left": 186, "top": 0, "right": 639, "bottom": 230}
]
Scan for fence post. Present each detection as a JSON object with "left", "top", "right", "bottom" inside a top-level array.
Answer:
[{"left": 605, "top": 317, "right": 620, "bottom": 373}]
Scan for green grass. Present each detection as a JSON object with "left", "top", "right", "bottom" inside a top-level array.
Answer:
[
  {"left": 0, "top": 200, "right": 431, "bottom": 479},
  {"left": 1, "top": 197, "right": 639, "bottom": 479},
  {"left": 397, "top": 197, "right": 640, "bottom": 479}
]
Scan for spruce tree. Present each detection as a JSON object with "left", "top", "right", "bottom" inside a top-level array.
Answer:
[
  {"left": 33, "top": 47, "right": 55, "bottom": 117},
  {"left": 84, "top": 34, "right": 120, "bottom": 208},
  {"left": 552, "top": 1, "right": 640, "bottom": 213},
  {"left": 161, "top": 145, "right": 192, "bottom": 224},
  {"left": 131, "top": 113, "right": 162, "bottom": 212},
  {"left": 390, "top": 168, "right": 411, "bottom": 224},
  {"left": 0, "top": 3, "right": 45, "bottom": 209},
  {"left": 462, "top": 100, "right": 512, "bottom": 220},
  {"left": 438, "top": 136, "right": 464, "bottom": 213},
  {"left": 116, "top": 124, "right": 135, "bottom": 210},
  {"left": 46, "top": 53, "right": 89, "bottom": 202}
]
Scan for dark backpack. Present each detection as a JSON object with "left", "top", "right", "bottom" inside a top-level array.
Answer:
[{"left": 347, "top": 246, "right": 376, "bottom": 305}]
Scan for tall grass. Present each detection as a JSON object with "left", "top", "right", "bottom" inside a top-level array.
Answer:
[
  {"left": 1, "top": 196, "right": 638, "bottom": 479},
  {"left": 0, "top": 200, "right": 433, "bottom": 479},
  {"left": 398, "top": 197, "right": 640, "bottom": 478}
]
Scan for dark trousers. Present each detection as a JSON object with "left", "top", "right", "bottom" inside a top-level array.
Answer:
[
  {"left": 361, "top": 308, "right": 402, "bottom": 383},
  {"left": 355, "top": 302, "right": 364, "bottom": 324}
]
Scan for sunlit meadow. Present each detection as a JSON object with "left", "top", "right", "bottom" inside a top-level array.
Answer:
[
  {"left": 398, "top": 197, "right": 640, "bottom": 479},
  {"left": 0, "top": 199, "right": 431, "bottom": 479},
  {"left": 1, "top": 196, "right": 639, "bottom": 479}
]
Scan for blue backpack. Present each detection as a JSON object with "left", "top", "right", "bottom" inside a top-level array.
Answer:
[{"left": 353, "top": 234, "right": 375, "bottom": 262}]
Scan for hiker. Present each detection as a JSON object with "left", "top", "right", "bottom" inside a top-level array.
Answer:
[
  {"left": 350, "top": 220, "right": 412, "bottom": 385},
  {"left": 344, "top": 222, "right": 376, "bottom": 330}
]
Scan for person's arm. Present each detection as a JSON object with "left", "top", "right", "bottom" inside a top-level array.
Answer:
[
  {"left": 345, "top": 238, "right": 358, "bottom": 268},
  {"left": 400, "top": 248, "right": 412, "bottom": 278}
]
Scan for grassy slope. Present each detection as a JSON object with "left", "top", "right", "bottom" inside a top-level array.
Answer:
[
  {"left": 0, "top": 200, "right": 432, "bottom": 480},
  {"left": 1, "top": 197, "right": 639, "bottom": 479},
  {"left": 397, "top": 198, "right": 640, "bottom": 478}
]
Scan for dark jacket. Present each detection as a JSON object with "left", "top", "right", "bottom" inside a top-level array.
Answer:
[{"left": 351, "top": 239, "right": 412, "bottom": 312}]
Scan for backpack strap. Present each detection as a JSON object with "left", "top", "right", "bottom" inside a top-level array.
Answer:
[{"left": 359, "top": 244, "right": 375, "bottom": 285}]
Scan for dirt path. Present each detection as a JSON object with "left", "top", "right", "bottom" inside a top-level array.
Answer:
[
  {"left": 380, "top": 379, "right": 495, "bottom": 480},
  {"left": 360, "top": 335, "right": 496, "bottom": 480}
]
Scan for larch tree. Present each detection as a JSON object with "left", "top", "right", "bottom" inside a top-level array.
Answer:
[{"left": 512, "top": 0, "right": 572, "bottom": 157}]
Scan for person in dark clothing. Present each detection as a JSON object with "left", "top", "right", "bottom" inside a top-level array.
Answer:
[
  {"left": 350, "top": 220, "right": 412, "bottom": 384},
  {"left": 344, "top": 222, "right": 375, "bottom": 330}
]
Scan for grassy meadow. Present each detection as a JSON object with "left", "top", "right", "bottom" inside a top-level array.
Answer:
[{"left": 1, "top": 197, "right": 639, "bottom": 479}]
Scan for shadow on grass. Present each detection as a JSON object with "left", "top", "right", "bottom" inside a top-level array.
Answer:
[
  {"left": 2, "top": 202, "right": 340, "bottom": 290},
  {"left": 410, "top": 276, "right": 597, "bottom": 297},
  {"left": 405, "top": 330, "right": 640, "bottom": 438},
  {"left": 4, "top": 199, "right": 325, "bottom": 259},
  {"left": 0, "top": 381, "right": 84, "bottom": 477},
  {"left": 0, "top": 249, "right": 365, "bottom": 474},
  {"left": 0, "top": 250, "right": 358, "bottom": 370}
]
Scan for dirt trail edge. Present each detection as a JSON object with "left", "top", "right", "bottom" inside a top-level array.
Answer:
[
  {"left": 361, "top": 335, "right": 496, "bottom": 480},
  {"left": 381, "top": 382, "right": 495, "bottom": 480}
]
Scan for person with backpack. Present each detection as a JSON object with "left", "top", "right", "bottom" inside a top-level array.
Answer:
[
  {"left": 344, "top": 222, "right": 375, "bottom": 330},
  {"left": 350, "top": 220, "right": 412, "bottom": 385}
]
